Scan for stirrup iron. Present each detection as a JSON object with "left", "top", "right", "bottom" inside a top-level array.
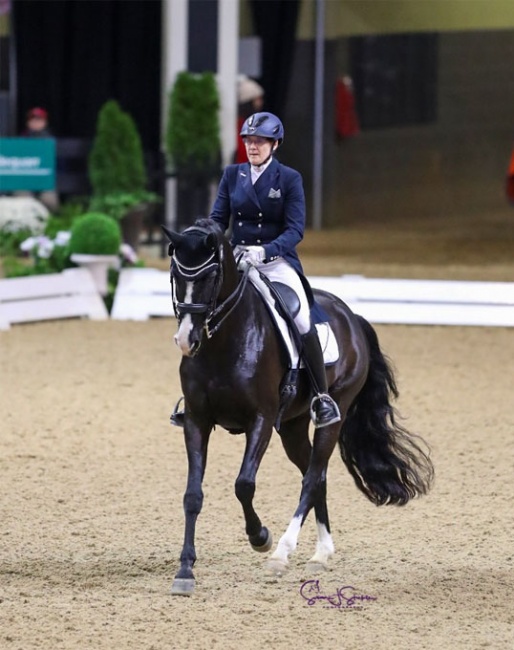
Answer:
[
  {"left": 309, "top": 394, "right": 341, "bottom": 429},
  {"left": 170, "top": 397, "right": 185, "bottom": 427}
]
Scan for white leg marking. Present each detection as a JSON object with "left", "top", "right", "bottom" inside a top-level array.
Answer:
[
  {"left": 174, "top": 282, "right": 194, "bottom": 355},
  {"left": 307, "top": 521, "right": 335, "bottom": 567},
  {"left": 270, "top": 515, "right": 303, "bottom": 566}
]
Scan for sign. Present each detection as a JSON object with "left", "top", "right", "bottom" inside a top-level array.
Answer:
[{"left": 0, "top": 138, "right": 56, "bottom": 191}]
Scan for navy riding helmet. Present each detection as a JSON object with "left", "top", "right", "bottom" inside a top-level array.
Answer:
[{"left": 240, "top": 112, "right": 284, "bottom": 145}]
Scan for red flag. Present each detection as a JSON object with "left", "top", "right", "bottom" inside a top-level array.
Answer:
[{"left": 507, "top": 147, "right": 514, "bottom": 203}]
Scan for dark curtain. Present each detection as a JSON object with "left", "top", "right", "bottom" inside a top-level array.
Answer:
[
  {"left": 250, "top": 0, "right": 300, "bottom": 118},
  {"left": 349, "top": 33, "right": 438, "bottom": 129},
  {"left": 13, "top": 0, "right": 162, "bottom": 149},
  {"left": 188, "top": 0, "right": 218, "bottom": 73}
]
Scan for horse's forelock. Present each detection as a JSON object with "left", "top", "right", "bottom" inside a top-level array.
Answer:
[{"left": 174, "top": 220, "right": 224, "bottom": 269}]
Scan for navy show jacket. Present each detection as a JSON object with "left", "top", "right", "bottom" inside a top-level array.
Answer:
[{"left": 209, "top": 158, "right": 305, "bottom": 275}]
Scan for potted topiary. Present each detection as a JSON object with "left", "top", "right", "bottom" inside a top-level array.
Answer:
[
  {"left": 88, "top": 100, "right": 158, "bottom": 249},
  {"left": 69, "top": 212, "right": 121, "bottom": 295},
  {"left": 165, "top": 71, "right": 221, "bottom": 229}
]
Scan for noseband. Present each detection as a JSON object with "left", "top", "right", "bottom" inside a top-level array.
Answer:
[{"left": 170, "top": 230, "right": 250, "bottom": 339}]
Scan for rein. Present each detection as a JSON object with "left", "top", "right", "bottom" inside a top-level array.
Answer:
[{"left": 204, "top": 264, "right": 251, "bottom": 338}]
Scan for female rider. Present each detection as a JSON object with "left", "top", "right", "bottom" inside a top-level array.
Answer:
[{"left": 172, "top": 111, "right": 340, "bottom": 430}]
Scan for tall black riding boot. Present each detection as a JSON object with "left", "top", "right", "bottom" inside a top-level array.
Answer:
[{"left": 301, "top": 326, "right": 341, "bottom": 429}]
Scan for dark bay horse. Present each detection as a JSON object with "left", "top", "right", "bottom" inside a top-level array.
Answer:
[{"left": 163, "top": 218, "right": 433, "bottom": 596}]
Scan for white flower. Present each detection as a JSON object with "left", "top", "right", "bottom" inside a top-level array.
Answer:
[
  {"left": 54, "top": 230, "right": 71, "bottom": 246},
  {"left": 20, "top": 235, "right": 55, "bottom": 258},
  {"left": 20, "top": 236, "right": 38, "bottom": 252},
  {"left": 0, "top": 197, "right": 49, "bottom": 235},
  {"left": 36, "top": 236, "right": 54, "bottom": 259}
]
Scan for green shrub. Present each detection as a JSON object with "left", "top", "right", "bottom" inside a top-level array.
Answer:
[
  {"left": 68, "top": 212, "right": 121, "bottom": 255},
  {"left": 3, "top": 232, "right": 72, "bottom": 278},
  {"left": 2, "top": 256, "right": 35, "bottom": 278},
  {"left": 45, "top": 198, "right": 88, "bottom": 238},
  {"left": 88, "top": 191, "right": 156, "bottom": 222},
  {"left": 87, "top": 100, "right": 158, "bottom": 221},
  {"left": 166, "top": 71, "right": 221, "bottom": 177},
  {"left": 89, "top": 100, "right": 147, "bottom": 195},
  {"left": 0, "top": 227, "right": 33, "bottom": 256}
]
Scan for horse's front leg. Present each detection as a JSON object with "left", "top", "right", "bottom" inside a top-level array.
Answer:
[
  {"left": 235, "top": 415, "right": 274, "bottom": 552},
  {"left": 171, "top": 419, "right": 212, "bottom": 596},
  {"left": 268, "top": 422, "right": 340, "bottom": 575}
]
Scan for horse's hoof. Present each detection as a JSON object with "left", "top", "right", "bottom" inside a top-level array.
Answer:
[
  {"left": 250, "top": 527, "right": 273, "bottom": 553},
  {"left": 265, "top": 558, "right": 288, "bottom": 577},
  {"left": 171, "top": 578, "right": 195, "bottom": 596},
  {"left": 306, "top": 560, "right": 329, "bottom": 573}
]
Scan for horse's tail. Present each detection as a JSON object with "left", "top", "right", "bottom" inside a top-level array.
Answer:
[{"left": 338, "top": 315, "right": 434, "bottom": 506}]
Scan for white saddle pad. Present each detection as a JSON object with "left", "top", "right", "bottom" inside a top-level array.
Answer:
[{"left": 248, "top": 267, "right": 339, "bottom": 367}]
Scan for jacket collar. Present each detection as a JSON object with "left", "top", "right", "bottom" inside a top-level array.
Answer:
[{"left": 239, "top": 158, "right": 280, "bottom": 208}]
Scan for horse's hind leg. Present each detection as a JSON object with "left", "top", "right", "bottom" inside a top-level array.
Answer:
[
  {"left": 235, "top": 420, "right": 274, "bottom": 552},
  {"left": 304, "top": 471, "right": 335, "bottom": 573},
  {"left": 269, "top": 415, "right": 335, "bottom": 575}
]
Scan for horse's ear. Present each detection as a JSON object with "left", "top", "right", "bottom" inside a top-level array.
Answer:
[
  {"left": 205, "top": 233, "right": 218, "bottom": 252},
  {"left": 161, "top": 225, "right": 175, "bottom": 241},
  {"left": 161, "top": 225, "right": 183, "bottom": 256}
]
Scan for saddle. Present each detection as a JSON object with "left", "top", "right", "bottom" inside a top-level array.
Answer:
[
  {"left": 258, "top": 275, "right": 302, "bottom": 346},
  {"left": 250, "top": 269, "right": 339, "bottom": 369},
  {"left": 256, "top": 277, "right": 301, "bottom": 430}
]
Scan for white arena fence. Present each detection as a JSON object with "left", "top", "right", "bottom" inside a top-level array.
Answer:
[
  {"left": 110, "top": 269, "right": 514, "bottom": 328},
  {"left": 1, "top": 267, "right": 513, "bottom": 329},
  {"left": 0, "top": 268, "right": 109, "bottom": 330}
]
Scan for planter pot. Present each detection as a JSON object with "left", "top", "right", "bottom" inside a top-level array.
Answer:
[
  {"left": 121, "top": 202, "right": 154, "bottom": 251},
  {"left": 70, "top": 254, "right": 119, "bottom": 296}
]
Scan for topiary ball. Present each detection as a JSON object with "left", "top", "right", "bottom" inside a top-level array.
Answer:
[{"left": 68, "top": 212, "right": 121, "bottom": 255}]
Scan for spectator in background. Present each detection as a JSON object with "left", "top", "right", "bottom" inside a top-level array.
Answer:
[
  {"left": 17, "top": 107, "right": 59, "bottom": 212},
  {"left": 22, "top": 107, "right": 53, "bottom": 138},
  {"left": 235, "top": 75, "right": 265, "bottom": 163}
]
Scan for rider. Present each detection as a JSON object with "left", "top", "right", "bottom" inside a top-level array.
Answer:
[{"left": 171, "top": 111, "right": 341, "bottom": 430}]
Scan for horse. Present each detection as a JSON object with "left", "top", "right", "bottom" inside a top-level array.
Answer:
[{"left": 163, "top": 218, "right": 434, "bottom": 596}]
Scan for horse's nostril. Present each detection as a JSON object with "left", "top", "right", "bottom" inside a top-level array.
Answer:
[{"left": 190, "top": 340, "right": 201, "bottom": 356}]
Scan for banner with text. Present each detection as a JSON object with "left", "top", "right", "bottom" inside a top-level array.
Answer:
[{"left": 0, "top": 138, "right": 56, "bottom": 191}]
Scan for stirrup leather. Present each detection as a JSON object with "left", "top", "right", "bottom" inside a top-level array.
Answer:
[{"left": 309, "top": 394, "right": 341, "bottom": 429}]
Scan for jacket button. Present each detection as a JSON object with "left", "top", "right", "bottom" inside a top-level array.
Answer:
[
  {"left": 258, "top": 213, "right": 262, "bottom": 217},
  {"left": 238, "top": 212, "right": 241, "bottom": 216},
  {"left": 257, "top": 239, "right": 261, "bottom": 244},
  {"left": 241, "top": 240, "right": 245, "bottom": 244},
  {"left": 238, "top": 222, "right": 243, "bottom": 226},
  {"left": 258, "top": 223, "right": 262, "bottom": 228}
]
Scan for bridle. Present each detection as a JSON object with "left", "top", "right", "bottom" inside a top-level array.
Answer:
[{"left": 170, "top": 229, "right": 251, "bottom": 339}]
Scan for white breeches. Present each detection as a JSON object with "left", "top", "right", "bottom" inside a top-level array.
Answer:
[{"left": 235, "top": 249, "right": 311, "bottom": 335}]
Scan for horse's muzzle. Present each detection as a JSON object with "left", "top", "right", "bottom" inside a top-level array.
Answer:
[{"left": 174, "top": 323, "right": 202, "bottom": 357}]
